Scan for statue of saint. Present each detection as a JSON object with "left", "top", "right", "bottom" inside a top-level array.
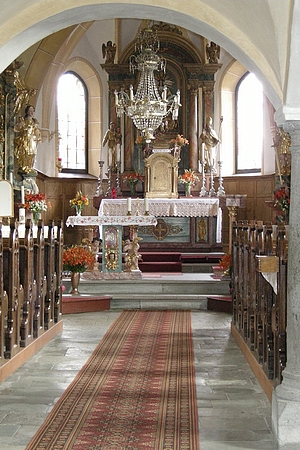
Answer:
[
  {"left": 102, "top": 121, "right": 118, "bottom": 170},
  {"left": 200, "top": 116, "right": 220, "bottom": 168},
  {"left": 14, "top": 104, "right": 41, "bottom": 174}
]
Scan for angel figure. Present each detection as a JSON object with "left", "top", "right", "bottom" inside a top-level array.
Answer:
[
  {"left": 102, "top": 41, "right": 116, "bottom": 64},
  {"left": 123, "top": 238, "right": 142, "bottom": 272},
  {"left": 13, "top": 72, "right": 37, "bottom": 116},
  {"left": 206, "top": 42, "right": 220, "bottom": 64}
]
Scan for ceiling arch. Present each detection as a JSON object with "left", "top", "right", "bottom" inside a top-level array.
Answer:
[{"left": 0, "top": 1, "right": 289, "bottom": 112}]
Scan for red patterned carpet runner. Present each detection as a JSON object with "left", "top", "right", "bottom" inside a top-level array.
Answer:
[{"left": 26, "top": 310, "right": 200, "bottom": 450}]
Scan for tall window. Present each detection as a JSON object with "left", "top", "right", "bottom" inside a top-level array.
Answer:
[
  {"left": 57, "top": 72, "right": 87, "bottom": 172},
  {"left": 236, "top": 73, "right": 263, "bottom": 172}
]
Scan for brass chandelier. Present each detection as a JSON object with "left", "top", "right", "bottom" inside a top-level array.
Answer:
[{"left": 114, "top": 26, "right": 181, "bottom": 142}]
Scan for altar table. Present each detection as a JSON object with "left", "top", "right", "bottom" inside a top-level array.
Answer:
[{"left": 99, "top": 198, "right": 222, "bottom": 243}]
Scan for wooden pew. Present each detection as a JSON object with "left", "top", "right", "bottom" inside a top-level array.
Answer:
[
  {"left": 19, "top": 220, "right": 36, "bottom": 347},
  {"left": 3, "top": 222, "right": 23, "bottom": 359},
  {"left": 44, "top": 220, "right": 57, "bottom": 330},
  {"left": 232, "top": 220, "right": 288, "bottom": 389},
  {"left": 0, "top": 222, "right": 8, "bottom": 365}
]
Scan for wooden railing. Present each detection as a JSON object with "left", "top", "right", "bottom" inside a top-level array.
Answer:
[
  {"left": 232, "top": 220, "right": 288, "bottom": 388},
  {"left": 0, "top": 219, "right": 63, "bottom": 365}
]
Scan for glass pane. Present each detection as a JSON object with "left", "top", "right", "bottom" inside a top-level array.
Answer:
[
  {"left": 237, "top": 73, "right": 263, "bottom": 171},
  {"left": 57, "top": 73, "right": 87, "bottom": 171}
]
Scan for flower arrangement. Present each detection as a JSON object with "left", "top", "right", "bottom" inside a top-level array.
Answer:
[
  {"left": 169, "top": 134, "right": 189, "bottom": 148},
  {"left": 178, "top": 169, "right": 199, "bottom": 185},
  {"left": 274, "top": 186, "right": 290, "bottom": 219},
  {"left": 63, "top": 245, "right": 95, "bottom": 273},
  {"left": 219, "top": 253, "right": 232, "bottom": 276},
  {"left": 70, "top": 191, "right": 89, "bottom": 215},
  {"left": 123, "top": 172, "right": 144, "bottom": 195},
  {"left": 24, "top": 193, "right": 50, "bottom": 213}
]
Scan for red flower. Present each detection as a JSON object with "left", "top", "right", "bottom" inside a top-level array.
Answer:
[{"left": 63, "top": 245, "right": 95, "bottom": 273}]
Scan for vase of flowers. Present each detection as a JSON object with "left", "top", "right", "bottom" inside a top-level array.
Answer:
[
  {"left": 70, "top": 191, "right": 89, "bottom": 215},
  {"left": 123, "top": 172, "right": 144, "bottom": 196},
  {"left": 169, "top": 134, "right": 189, "bottom": 148},
  {"left": 63, "top": 245, "right": 95, "bottom": 294},
  {"left": 219, "top": 253, "right": 233, "bottom": 277},
  {"left": 274, "top": 185, "right": 290, "bottom": 222},
  {"left": 24, "top": 193, "right": 51, "bottom": 225},
  {"left": 178, "top": 169, "right": 199, "bottom": 197}
]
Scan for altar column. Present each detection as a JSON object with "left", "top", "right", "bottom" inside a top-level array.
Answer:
[
  {"left": 124, "top": 115, "right": 134, "bottom": 172},
  {"left": 188, "top": 83, "right": 198, "bottom": 171},
  {"left": 272, "top": 120, "right": 300, "bottom": 447}
]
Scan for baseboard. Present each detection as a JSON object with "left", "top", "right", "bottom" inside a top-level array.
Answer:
[
  {"left": 231, "top": 322, "right": 273, "bottom": 402},
  {"left": 0, "top": 321, "right": 63, "bottom": 383}
]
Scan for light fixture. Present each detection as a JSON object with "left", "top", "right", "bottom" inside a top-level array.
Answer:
[{"left": 114, "top": 26, "right": 181, "bottom": 142}]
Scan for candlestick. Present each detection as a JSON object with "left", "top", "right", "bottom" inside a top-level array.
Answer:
[
  {"left": 127, "top": 197, "right": 131, "bottom": 215},
  {"left": 21, "top": 185, "right": 25, "bottom": 205}
]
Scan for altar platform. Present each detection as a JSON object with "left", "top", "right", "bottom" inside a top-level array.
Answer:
[{"left": 62, "top": 270, "right": 230, "bottom": 310}]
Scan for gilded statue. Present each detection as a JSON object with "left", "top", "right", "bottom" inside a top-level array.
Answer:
[
  {"left": 13, "top": 72, "right": 37, "bottom": 116},
  {"left": 272, "top": 126, "right": 291, "bottom": 178},
  {"left": 14, "top": 104, "right": 41, "bottom": 174},
  {"left": 102, "top": 41, "right": 116, "bottom": 64},
  {"left": 200, "top": 116, "right": 220, "bottom": 168},
  {"left": 206, "top": 42, "right": 220, "bottom": 63}
]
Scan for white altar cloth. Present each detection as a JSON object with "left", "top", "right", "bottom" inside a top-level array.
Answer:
[
  {"left": 99, "top": 198, "right": 222, "bottom": 243},
  {"left": 99, "top": 198, "right": 220, "bottom": 218},
  {"left": 66, "top": 215, "right": 157, "bottom": 227}
]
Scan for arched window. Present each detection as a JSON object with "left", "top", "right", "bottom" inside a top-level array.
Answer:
[
  {"left": 57, "top": 72, "right": 88, "bottom": 172},
  {"left": 235, "top": 73, "right": 263, "bottom": 173}
]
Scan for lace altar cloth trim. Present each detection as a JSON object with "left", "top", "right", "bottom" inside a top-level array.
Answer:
[
  {"left": 66, "top": 215, "right": 157, "bottom": 227},
  {"left": 99, "top": 198, "right": 220, "bottom": 218}
]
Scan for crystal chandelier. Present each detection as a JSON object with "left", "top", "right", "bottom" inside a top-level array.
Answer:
[{"left": 114, "top": 26, "right": 181, "bottom": 142}]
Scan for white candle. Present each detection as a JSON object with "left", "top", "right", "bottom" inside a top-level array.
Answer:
[
  {"left": 21, "top": 185, "right": 25, "bottom": 204},
  {"left": 19, "top": 207, "right": 25, "bottom": 224},
  {"left": 201, "top": 143, "right": 205, "bottom": 163},
  {"left": 129, "top": 85, "right": 134, "bottom": 101},
  {"left": 144, "top": 197, "right": 149, "bottom": 213},
  {"left": 127, "top": 197, "right": 131, "bottom": 213}
]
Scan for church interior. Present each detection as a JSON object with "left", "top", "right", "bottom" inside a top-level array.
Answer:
[{"left": 0, "top": 2, "right": 299, "bottom": 449}]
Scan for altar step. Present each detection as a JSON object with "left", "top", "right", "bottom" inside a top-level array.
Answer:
[
  {"left": 207, "top": 295, "right": 233, "bottom": 313},
  {"left": 62, "top": 273, "right": 230, "bottom": 311}
]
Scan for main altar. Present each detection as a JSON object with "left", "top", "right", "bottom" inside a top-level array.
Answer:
[{"left": 99, "top": 197, "right": 222, "bottom": 253}]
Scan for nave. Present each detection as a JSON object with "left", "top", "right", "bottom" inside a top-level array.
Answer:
[{"left": 0, "top": 310, "right": 275, "bottom": 450}]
